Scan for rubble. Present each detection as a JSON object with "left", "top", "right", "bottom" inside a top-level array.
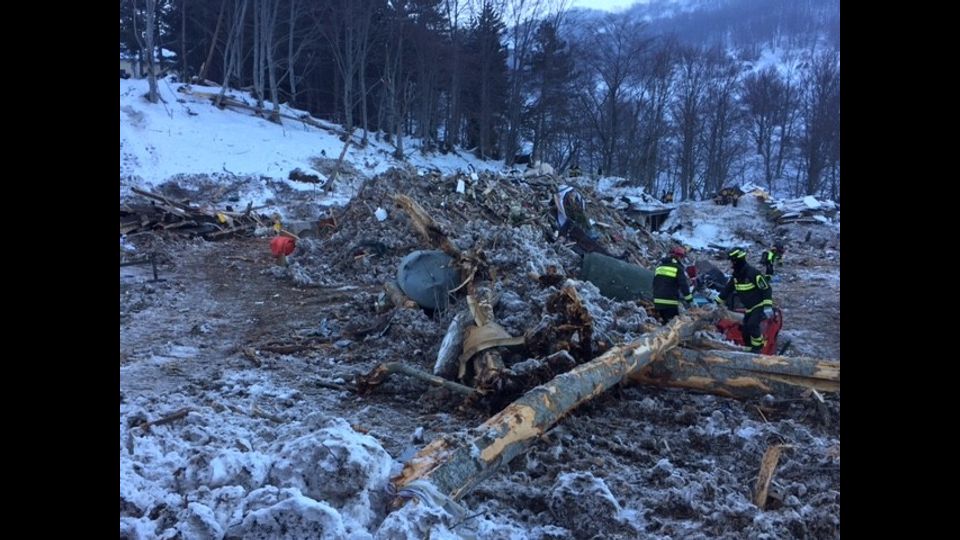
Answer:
[
  {"left": 771, "top": 195, "right": 840, "bottom": 225},
  {"left": 120, "top": 167, "right": 840, "bottom": 538}
]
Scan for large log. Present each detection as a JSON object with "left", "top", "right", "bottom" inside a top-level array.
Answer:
[
  {"left": 391, "top": 308, "right": 718, "bottom": 504},
  {"left": 629, "top": 348, "right": 839, "bottom": 399}
]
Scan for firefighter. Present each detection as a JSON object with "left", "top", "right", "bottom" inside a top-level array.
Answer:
[
  {"left": 719, "top": 247, "right": 773, "bottom": 353},
  {"left": 714, "top": 187, "right": 743, "bottom": 207},
  {"left": 759, "top": 242, "right": 785, "bottom": 280},
  {"left": 653, "top": 246, "right": 694, "bottom": 323}
]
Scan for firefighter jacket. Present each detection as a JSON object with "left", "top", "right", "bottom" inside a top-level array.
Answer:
[
  {"left": 761, "top": 249, "right": 782, "bottom": 268},
  {"left": 653, "top": 256, "right": 693, "bottom": 306},
  {"left": 720, "top": 262, "right": 773, "bottom": 313}
]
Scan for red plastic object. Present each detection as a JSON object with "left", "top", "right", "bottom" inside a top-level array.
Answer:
[
  {"left": 270, "top": 236, "right": 296, "bottom": 257},
  {"left": 716, "top": 307, "right": 783, "bottom": 355}
]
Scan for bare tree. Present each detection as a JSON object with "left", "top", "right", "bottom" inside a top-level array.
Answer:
[
  {"left": 463, "top": 1, "right": 508, "bottom": 160},
  {"left": 198, "top": 0, "right": 227, "bottom": 81},
  {"left": 701, "top": 46, "right": 744, "bottom": 197},
  {"left": 743, "top": 66, "right": 787, "bottom": 192},
  {"left": 131, "top": 0, "right": 161, "bottom": 103},
  {"left": 798, "top": 50, "right": 840, "bottom": 196},
  {"left": 251, "top": 0, "right": 281, "bottom": 121},
  {"left": 528, "top": 19, "right": 576, "bottom": 167},
  {"left": 180, "top": 0, "right": 187, "bottom": 79},
  {"left": 634, "top": 37, "right": 676, "bottom": 194},
  {"left": 774, "top": 65, "right": 800, "bottom": 185},
  {"left": 274, "top": 0, "right": 318, "bottom": 107},
  {"left": 670, "top": 45, "right": 708, "bottom": 200},
  {"left": 382, "top": 0, "right": 411, "bottom": 158},
  {"left": 443, "top": 0, "right": 467, "bottom": 151},
  {"left": 578, "top": 14, "right": 648, "bottom": 177},
  {"left": 406, "top": 1, "right": 447, "bottom": 151},
  {"left": 286, "top": 0, "right": 298, "bottom": 98},
  {"left": 316, "top": 0, "right": 377, "bottom": 142},
  {"left": 215, "top": 0, "right": 250, "bottom": 108},
  {"left": 252, "top": 0, "right": 263, "bottom": 107},
  {"left": 501, "top": 0, "right": 544, "bottom": 165}
]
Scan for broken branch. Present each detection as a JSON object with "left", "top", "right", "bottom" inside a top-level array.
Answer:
[{"left": 356, "top": 362, "right": 478, "bottom": 397}]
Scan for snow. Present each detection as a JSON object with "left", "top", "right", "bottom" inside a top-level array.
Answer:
[
  {"left": 659, "top": 197, "right": 771, "bottom": 250},
  {"left": 803, "top": 196, "right": 821, "bottom": 209},
  {"left": 120, "top": 372, "right": 399, "bottom": 539},
  {"left": 120, "top": 76, "right": 503, "bottom": 215}
]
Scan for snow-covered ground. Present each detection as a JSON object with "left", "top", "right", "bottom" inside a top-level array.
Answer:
[
  {"left": 121, "top": 77, "right": 502, "bottom": 212},
  {"left": 121, "top": 76, "right": 840, "bottom": 539}
]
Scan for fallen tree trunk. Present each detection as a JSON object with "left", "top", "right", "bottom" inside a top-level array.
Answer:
[
  {"left": 391, "top": 308, "right": 718, "bottom": 505},
  {"left": 629, "top": 348, "right": 840, "bottom": 399}
]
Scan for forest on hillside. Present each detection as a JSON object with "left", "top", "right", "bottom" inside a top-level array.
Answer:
[{"left": 120, "top": 0, "right": 839, "bottom": 200}]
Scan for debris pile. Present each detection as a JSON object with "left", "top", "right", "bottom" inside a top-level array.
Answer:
[
  {"left": 770, "top": 195, "right": 840, "bottom": 225},
  {"left": 120, "top": 166, "right": 840, "bottom": 539},
  {"left": 120, "top": 187, "right": 271, "bottom": 240}
]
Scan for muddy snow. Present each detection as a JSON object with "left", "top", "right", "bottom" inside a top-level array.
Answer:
[{"left": 120, "top": 169, "right": 839, "bottom": 539}]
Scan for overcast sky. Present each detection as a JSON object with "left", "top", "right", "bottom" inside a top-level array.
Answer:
[{"left": 570, "top": 0, "right": 643, "bottom": 12}]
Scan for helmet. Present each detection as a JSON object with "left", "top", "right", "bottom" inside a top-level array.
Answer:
[
  {"left": 670, "top": 246, "right": 686, "bottom": 259},
  {"left": 727, "top": 247, "right": 747, "bottom": 260}
]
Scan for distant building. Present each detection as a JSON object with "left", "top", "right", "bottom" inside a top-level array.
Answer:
[{"left": 120, "top": 49, "right": 177, "bottom": 79}]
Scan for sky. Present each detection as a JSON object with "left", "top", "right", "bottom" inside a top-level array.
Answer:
[{"left": 570, "top": 0, "right": 644, "bottom": 12}]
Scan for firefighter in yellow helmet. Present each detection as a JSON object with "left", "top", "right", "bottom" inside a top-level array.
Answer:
[{"left": 719, "top": 247, "right": 773, "bottom": 353}]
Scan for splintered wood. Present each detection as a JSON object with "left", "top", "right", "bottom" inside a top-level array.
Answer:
[{"left": 121, "top": 187, "right": 268, "bottom": 239}]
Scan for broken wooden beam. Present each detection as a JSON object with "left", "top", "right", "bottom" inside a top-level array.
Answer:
[
  {"left": 202, "top": 223, "right": 256, "bottom": 239},
  {"left": 434, "top": 310, "right": 474, "bottom": 380},
  {"left": 457, "top": 293, "right": 524, "bottom": 391},
  {"left": 356, "top": 362, "right": 477, "bottom": 397},
  {"left": 684, "top": 335, "right": 743, "bottom": 351},
  {"left": 393, "top": 194, "right": 461, "bottom": 258},
  {"left": 755, "top": 444, "right": 790, "bottom": 509},
  {"left": 629, "top": 348, "right": 840, "bottom": 399},
  {"left": 131, "top": 187, "right": 205, "bottom": 216},
  {"left": 390, "top": 308, "right": 719, "bottom": 504}
]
